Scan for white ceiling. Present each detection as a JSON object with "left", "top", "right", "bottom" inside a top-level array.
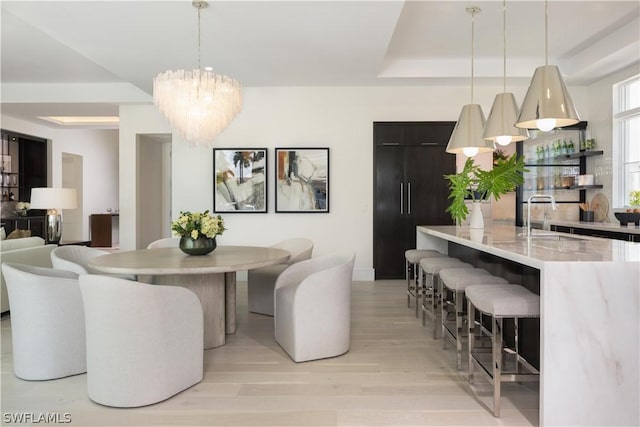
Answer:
[{"left": 1, "top": 0, "right": 639, "bottom": 128}]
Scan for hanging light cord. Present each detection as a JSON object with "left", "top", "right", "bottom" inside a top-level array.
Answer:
[
  {"left": 502, "top": 0, "right": 507, "bottom": 93},
  {"left": 470, "top": 8, "right": 476, "bottom": 104},
  {"left": 544, "top": 0, "right": 548, "bottom": 66}
]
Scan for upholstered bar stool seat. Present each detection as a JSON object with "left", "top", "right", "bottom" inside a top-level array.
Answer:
[
  {"left": 418, "top": 257, "right": 472, "bottom": 338},
  {"left": 466, "top": 284, "right": 540, "bottom": 417},
  {"left": 439, "top": 268, "right": 508, "bottom": 370},
  {"left": 404, "top": 249, "right": 445, "bottom": 312}
]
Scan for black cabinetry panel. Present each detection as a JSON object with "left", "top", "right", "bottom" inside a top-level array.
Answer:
[{"left": 373, "top": 122, "right": 455, "bottom": 279}]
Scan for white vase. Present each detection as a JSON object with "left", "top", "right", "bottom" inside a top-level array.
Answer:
[{"left": 469, "top": 201, "right": 484, "bottom": 229}]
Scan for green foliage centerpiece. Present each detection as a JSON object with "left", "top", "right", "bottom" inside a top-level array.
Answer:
[
  {"left": 445, "top": 155, "right": 527, "bottom": 224},
  {"left": 171, "top": 210, "right": 225, "bottom": 255}
]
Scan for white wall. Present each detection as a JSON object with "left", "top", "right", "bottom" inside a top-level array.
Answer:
[
  {"left": 586, "top": 63, "right": 640, "bottom": 215},
  {"left": 0, "top": 115, "right": 118, "bottom": 241},
  {"left": 119, "top": 84, "right": 589, "bottom": 279}
]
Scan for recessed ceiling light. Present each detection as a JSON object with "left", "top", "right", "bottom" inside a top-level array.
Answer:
[{"left": 38, "top": 116, "right": 120, "bottom": 126}]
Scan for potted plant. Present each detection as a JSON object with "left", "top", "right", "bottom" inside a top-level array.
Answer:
[{"left": 445, "top": 154, "right": 527, "bottom": 227}]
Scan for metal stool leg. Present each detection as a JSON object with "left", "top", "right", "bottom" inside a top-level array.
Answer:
[
  {"left": 468, "top": 299, "right": 475, "bottom": 384},
  {"left": 492, "top": 317, "right": 503, "bottom": 417}
]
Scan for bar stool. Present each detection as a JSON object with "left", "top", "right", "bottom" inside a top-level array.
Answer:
[
  {"left": 404, "top": 249, "right": 445, "bottom": 312},
  {"left": 466, "top": 284, "right": 540, "bottom": 417},
  {"left": 439, "top": 268, "right": 508, "bottom": 370},
  {"left": 418, "top": 257, "right": 472, "bottom": 337}
]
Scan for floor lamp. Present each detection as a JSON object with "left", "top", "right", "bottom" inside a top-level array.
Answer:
[{"left": 29, "top": 187, "right": 77, "bottom": 244}]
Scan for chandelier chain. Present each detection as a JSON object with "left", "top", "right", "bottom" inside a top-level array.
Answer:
[{"left": 197, "top": 6, "right": 201, "bottom": 70}]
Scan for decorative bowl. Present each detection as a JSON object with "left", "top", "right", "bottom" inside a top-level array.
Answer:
[{"left": 614, "top": 211, "right": 640, "bottom": 226}]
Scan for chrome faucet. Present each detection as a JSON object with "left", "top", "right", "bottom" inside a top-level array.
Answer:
[{"left": 527, "top": 194, "right": 557, "bottom": 236}]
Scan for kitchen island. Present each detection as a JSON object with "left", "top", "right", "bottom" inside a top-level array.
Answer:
[{"left": 417, "top": 224, "right": 639, "bottom": 427}]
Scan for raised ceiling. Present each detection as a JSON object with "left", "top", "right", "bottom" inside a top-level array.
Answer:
[{"left": 2, "top": 0, "right": 639, "bottom": 127}]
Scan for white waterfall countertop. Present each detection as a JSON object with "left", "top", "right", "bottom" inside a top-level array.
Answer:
[
  {"left": 417, "top": 224, "right": 639, "bottom": 427},
  {"left": 417, "top": 224, "right": 640, "bottom": 269}
]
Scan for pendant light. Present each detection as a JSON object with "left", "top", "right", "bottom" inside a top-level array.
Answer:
[
  {"left": 153, "top": 0, "right": 243, "bottom": 147},
  {"left": 482, "top": 0, "right": 529, "bottom": 146},
  {"left": 515, "top": 0, "right": 579, "bottom": 131},
  {"left": 446, "top": 6, "right": 494, "bottom": 158}
]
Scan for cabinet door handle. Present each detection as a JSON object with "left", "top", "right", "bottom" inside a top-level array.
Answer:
[
  {"left": 408, "top": 182, "right": 412, "bottom": 214},
  {"left": 400, "top": 183, "right": 404, "bottom": 215},
  {"left": 383, "top": 142, "right": 400, "bottom": 146},
  {"left": 421, "top": 142, "right": 438, "bottom": 146}
]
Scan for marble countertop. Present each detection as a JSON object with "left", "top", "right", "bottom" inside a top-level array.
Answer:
[
  {"left": 417, "top": 224, "right": 640, "bottom": 269},
  {"left": 547, "top": 219, "right": 640, "bottom": 234}
]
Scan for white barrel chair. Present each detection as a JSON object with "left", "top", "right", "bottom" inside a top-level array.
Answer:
[
  {"left": 1, "top": 263, "right": 86, "bottom": 380},
  {"left": 274, "top": 252, "right": 355, "bottom": 362},
  {"left": 147, "top": 237, "right": 180, "bottom": 249},
  {"left": 247, "top": 238, "right": 313, "bottom": 316},
  {"left": 79, "top": 275, "right": 204, "bottom": 407},
  {"left": 51, "top": 246, "right": 135, "bottom": 280}
]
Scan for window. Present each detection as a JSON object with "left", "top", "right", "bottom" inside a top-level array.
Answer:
[{"left": 613, "top": 74, "right": 640, "bottom": 206}]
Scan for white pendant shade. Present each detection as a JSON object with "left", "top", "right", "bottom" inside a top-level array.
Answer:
[
  {"left": 446, "top": 104, "right": 494, "bottom": 156},
  {"left": 153, "top": 69, "right": 243, "bottom": 146},
  {"left": 483, "top": 92, "right": 530, "bottom": 145},
  {"left": 515, "top": 64, "right": 580, "bottom": 130}
]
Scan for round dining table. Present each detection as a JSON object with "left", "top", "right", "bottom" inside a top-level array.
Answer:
[{"left": 88, "top": 245, "right": 290, "bottom": 349}]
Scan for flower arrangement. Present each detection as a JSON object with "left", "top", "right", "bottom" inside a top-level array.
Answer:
[
  {"left": 629, "top": 190, "right": 640, "bottom": 207},
  {"left": 171, "top": 210, "right": 225, "bottom": 240}
]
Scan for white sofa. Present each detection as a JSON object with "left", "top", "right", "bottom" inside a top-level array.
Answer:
[{"left": 0, "top": 237, "right": 57, "bottom": 313}]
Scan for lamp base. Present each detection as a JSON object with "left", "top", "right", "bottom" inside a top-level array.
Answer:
[{"left": 44, "top": 211, "right": 62, "bottom": 245}]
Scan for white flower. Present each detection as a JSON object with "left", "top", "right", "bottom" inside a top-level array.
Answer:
[{"left": 190, "top": 229, "right": 199, "bottom": 240}]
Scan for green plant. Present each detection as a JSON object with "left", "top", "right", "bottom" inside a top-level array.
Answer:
[
  {"left": 444, "top": 154, "right": 527, "bottom": 223},
  {"left": 171, "top": 210, "right": 225, "bottom": 240},
  {"left": 630, "top": 190, "right": 640, "bottom": 207}
]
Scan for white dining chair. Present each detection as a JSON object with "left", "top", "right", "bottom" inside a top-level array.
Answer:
[
  {"left": 1, "top": 263, "right": 86, "bottom": 380},
  {"left": 274, "top": 252, "right": 355, "bottom": 362},
  {"left": 51, "top": 246, "right": 135, "bottom": 280},
  {"left": 79, "top": 274, "right": 204, "bottom": 407},
  {"left": 247, "top": 238, "right": 313, "bottom": 316},
  {"left": 147, "top": 237, "right": 180, "bottom": 249}
]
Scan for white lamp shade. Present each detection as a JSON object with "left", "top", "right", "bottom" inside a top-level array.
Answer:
[
  {"left": 446, "top": 104, "right": 494, "bottom": 156},
  {"left": 482, "top": 92, "right": 530, "bottom": 144},
  {"left": 515, "top": 65, "right": 580, "bottom": 130},
  {"left": 30, "top": 188, "right": 77, "bottom": 210}
]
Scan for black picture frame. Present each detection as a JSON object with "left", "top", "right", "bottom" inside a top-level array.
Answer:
[
  {"left": 213, "top": 148, "right": 268, "bottom": 213},
  {"left": 275, "top": 148, "right": 329, "bottom": 213}
]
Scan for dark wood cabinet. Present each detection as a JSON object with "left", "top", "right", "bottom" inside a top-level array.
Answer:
[
  {"left": 373, "top": 122, "right": 456, "bottom": 279},
  {"left": 90, "top": 214, "right": 114, "bottom": 247}
]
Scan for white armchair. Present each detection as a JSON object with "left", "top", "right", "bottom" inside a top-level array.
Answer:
[
  {"left": 1, "top": 263, "right": 86, "bottom": 380},
  {"left": 274, "top": 252, "right": 356, "bottom": 362},
  {"left": 247, "top": 238, "right": 313, "bottom": 316},
  {"left": 147, "top": 237, "right": 180, "bottom": 249},
  {"left": 79, "top": 275, "right": 204, "bottom": 407},
  {"left": 51, "top": 246, "right": 135, "bottom": 280}
]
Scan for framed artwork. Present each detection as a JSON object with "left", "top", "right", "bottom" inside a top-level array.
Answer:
[
  {"left": 213, "top": 148, "right": 267, "bottom": 213},
  {"left": 275, "top": 148, "right": 329, "bottom": 213}
]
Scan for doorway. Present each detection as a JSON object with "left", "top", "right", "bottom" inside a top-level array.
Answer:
[
  {"left": 61, "top": 152, "right": 83, "bottom": 241},
  {"left": 136, "top": 134, "right": 172, "bottom": 249}
]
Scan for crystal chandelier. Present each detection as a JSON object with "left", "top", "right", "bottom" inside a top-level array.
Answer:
[{"left": 153, "top": 0, "right": 243, "bottom": 146}]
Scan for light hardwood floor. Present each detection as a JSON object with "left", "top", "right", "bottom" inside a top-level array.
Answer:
[{"left": 1, "top": 280, "right": 538, "bottom": 426}]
